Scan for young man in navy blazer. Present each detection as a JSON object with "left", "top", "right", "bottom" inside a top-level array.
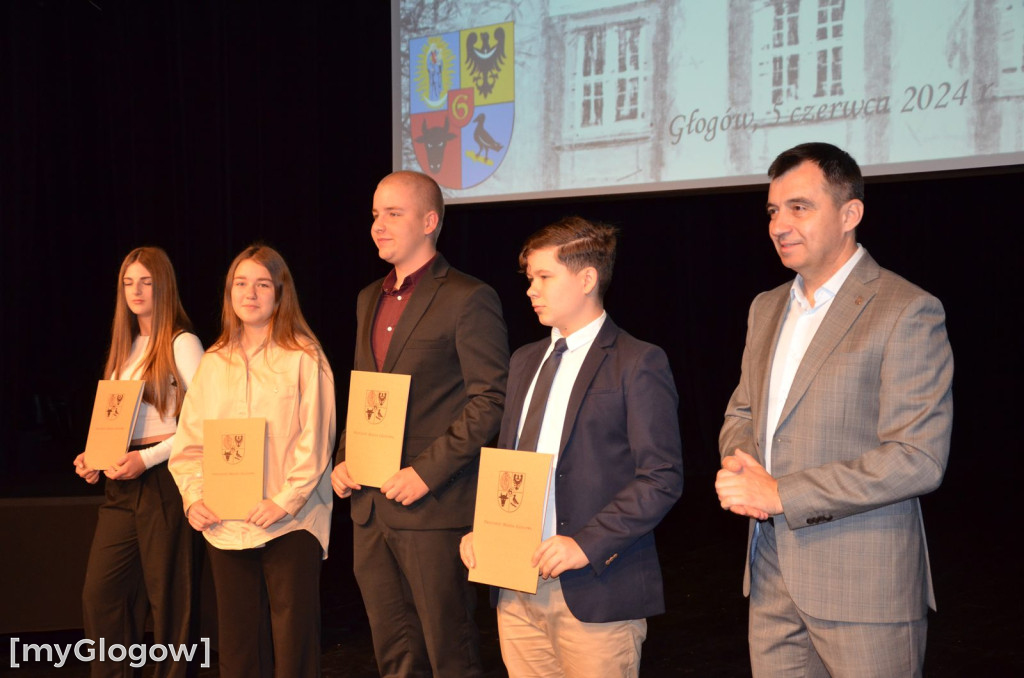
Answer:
[{"left": 461, "top": 216, "right": 683, "bottom": 677}]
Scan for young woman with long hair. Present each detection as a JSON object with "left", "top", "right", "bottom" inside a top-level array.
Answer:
[
  {"left": 169, "top": 244, "right": 336, "bottom": 678},
  {"left": 74, "top": 246, "right": 203, "bottom": 678}
]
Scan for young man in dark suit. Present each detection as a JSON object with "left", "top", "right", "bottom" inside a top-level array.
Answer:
[
  {"left": 332, "top": 170, "right": 508, "bottom": 677},
  {"left": 460, "top": 216, "right": 683, "bottom": 677}
]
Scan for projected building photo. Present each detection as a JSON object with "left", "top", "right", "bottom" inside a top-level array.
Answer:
[{"left": 394, "top": 0, "right": 1024, "bottom": 202}]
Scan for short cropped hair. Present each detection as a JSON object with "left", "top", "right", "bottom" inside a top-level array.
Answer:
[
  {"left": 768, "top": 142, "right": 865, "bottom": 206},
  {"left": 518, "top": 216, "right": 618, "bottom": 298},
  {"left": 383, "top": 170, "right": 445, "bottom": 237}
]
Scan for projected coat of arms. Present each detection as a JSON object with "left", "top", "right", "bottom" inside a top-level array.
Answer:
[{"left": 409, "top": 22, "right": 514, "bottom": 189}]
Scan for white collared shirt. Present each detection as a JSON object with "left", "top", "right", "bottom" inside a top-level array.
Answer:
[
  {"left": 516, "top": 311, "right": 607, "bottom": 539},
  {"left": 764, "top": 246, "right": 865, "bottom": 473},
  {"left": 169, "top": 340, "right": 337, "bottom": 555}
]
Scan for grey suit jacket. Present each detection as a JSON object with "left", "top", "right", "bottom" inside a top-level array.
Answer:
[{"left": 720, "top": 251, "right": 953, "bottom": 623}]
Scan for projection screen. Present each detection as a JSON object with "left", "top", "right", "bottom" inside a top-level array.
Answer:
[{"left": 392, "top": 0, "right": 1024, "bottom": 204}]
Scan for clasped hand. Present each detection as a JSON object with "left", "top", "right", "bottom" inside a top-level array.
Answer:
[
  {"left": 460, "top": 532, "right": 589, "bottom": 579},
  {"left": 714, "top": 449, "right": 782, "bottom": 520},
  {"left": 185, "top": 499, "right": 287, "bottom": 531},
  {"left": 73, "top": 450, "right": 147, "bottom": 483},
  {"left": 332, "top": 462, "right": 429, "bottom": 506}
]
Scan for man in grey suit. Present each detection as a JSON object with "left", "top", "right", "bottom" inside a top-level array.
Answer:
[{"left": 715, "top": 142, "right": 953, "bottom": 677}]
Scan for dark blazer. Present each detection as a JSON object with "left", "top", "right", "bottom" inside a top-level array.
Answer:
[
  {"left": 337, "top": 254, "right": 509, "bottom": 530},
  {"left": 498, "top": 316, "right": 683, "bottom": 623},
  {"left": 720, "top": 252, "right": 954, "bottom": 623}
]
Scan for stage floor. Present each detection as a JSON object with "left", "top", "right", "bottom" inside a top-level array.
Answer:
[{"left": 4, "top": 472, "right": 1018, "bottom": 676}]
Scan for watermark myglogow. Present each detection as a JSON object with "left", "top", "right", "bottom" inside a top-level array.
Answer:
[{"left": 9, "top": 637, "right": 210, "bottom": 669}]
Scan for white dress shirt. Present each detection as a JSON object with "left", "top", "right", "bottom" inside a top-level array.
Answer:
[
  {"left": 516, "top": 312, "right": 607, "bottom": 540},
  {"left": 765, "top": 246, "right": 865, "bottom": 473}
]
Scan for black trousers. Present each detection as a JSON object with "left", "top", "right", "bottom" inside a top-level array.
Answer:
[
  {"left": 82, "top": 463, "right": 196, "bottom": 678},
  {"left": 353, "top": 507, "right": 481, "bottom": 678},
  {"left": 205, "top": 529, "right": 323, "bottom": 678}
]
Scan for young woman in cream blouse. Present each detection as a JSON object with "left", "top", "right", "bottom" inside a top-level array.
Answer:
[
  {"left": 169, "top": 244, "right": 336, "bottom": 678},
  {"left": 74, "top": 246, "right": 204, "bottom": 678}
]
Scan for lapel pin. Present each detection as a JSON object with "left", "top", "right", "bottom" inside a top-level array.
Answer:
[{"left": 855, "top": 296, "right": 864, "bottom": 306}]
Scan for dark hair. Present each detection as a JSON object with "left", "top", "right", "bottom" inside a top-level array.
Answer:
[
  {"left": 768, "top": 142, "right": 864, "bottom": 206},
  {"left": 518, "top": 216, "right": 618, "bottom": 297}
]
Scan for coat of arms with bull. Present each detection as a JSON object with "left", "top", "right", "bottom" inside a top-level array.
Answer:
[
  {"left": 497, "top": 470, "right": 525, "bottom": 513},
  {"left": 221, "top": 434, "right": 245, "bottom": 465},
  {"left": 105, "top": 393, "right": 125, "bottom": 419},
  {"left": 365, "top": 390, "right": 389, "bottom": 425},
  {"left": 409, "top": 22, "right": 514, "bottom": 190}
]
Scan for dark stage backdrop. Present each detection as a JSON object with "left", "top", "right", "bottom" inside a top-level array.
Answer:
[{"left": 1, "top": 0, "right": 1020, "bottom": 670}]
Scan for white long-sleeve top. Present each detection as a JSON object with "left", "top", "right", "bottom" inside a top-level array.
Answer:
[
  {"left": 117, "top": 332, "right": 204, "bottom": 468},
  {"left": 169, "top": 340, "right": 336, "bottom": 555}
]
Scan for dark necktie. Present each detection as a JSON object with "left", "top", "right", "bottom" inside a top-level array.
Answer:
[{"left": 516, "top": 338, "right": 568, "bottom": 452}]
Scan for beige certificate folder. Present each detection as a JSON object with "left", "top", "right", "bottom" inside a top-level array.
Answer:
[
  {"left": 345, "top": 370, "right": 411, "bottom": 487},
  {"left": 83, "top": 380, "right": 146, "bottom": 470},
  {"left": 468, "top": 447, "right": 554, "bottom": 593},
  {"left": 203, "top": 418, "right": 266, "bottom": 520}
]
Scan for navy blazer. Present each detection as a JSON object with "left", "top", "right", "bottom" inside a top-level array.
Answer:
[{"left": 498, "top": 317, "right": 683, "bottom": 623}]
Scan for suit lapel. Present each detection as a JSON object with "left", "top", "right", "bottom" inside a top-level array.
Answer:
[
  {"left": 381, "top": 255, "right": 448, "bottom": 373},
  {"left": 753, "top": 289, "right": 790, "bottom": 456},
  {"left": 775, "top": 253, "right": 880, "bottom": 429},
  {"left": 557, "top": 318, "right": 618, "bottom": 455},
  {"left": 357, "top": 287, "right": 380, "bottom": 371}
]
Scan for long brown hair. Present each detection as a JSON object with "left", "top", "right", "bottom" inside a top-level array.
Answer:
[
  {"left": 211, "top": 244, "right": 322, "bottom": 358},
  {"left": 105, "top": 247, "right": 193, "bottom": 417}
]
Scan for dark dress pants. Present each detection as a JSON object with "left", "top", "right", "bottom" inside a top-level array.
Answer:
[
  {"left": 205, "top": 529, "right": 322, "bottom": 678},
  {"left": 353, "top": 507, "right": 481, "bottom": 678},
  {"left": 82, "top": 463, "right": 196, "bottom": 678}
]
